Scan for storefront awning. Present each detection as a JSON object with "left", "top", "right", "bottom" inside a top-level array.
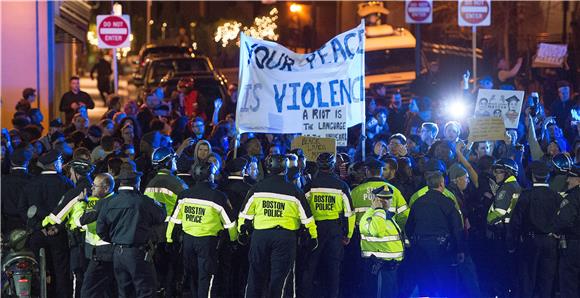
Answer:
[{"left": 55, "top": 0, "right": 91, "bottom": 43}]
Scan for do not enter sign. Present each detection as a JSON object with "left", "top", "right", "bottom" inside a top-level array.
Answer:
[
  {"left": 458, "top": 0, "right": 491, "bottom": 27},
  {"left": 97, "top": 15, "right": 131, "bottom": 48},
  {"left": 405, "top": 0, "right": 432, "bottom": 24}
]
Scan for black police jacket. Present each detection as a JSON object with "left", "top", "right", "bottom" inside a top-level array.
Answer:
[
  {"left": 22, "top": 170, "right": 74, "bottom": 223},
  {"left": 221, "top": 175, "right": 251, "bottom": 215},
  {"left": 96, "top": 186, "right": 166, "bottom": 245},
  {"left": 406, "top": 189, "right": 465, "bottom": 253},
  {"left": 509, "top": 183, "right": 562, "bottom": 236},
  {"left": 2, "top": 168, "right": 32, "bottom": 232},
  {"left": 554, "top": 186, "right": 580, "bottom": 240}
]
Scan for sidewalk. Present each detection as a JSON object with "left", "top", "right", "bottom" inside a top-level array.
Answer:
[{"left": 79, "top": 75, "right": 131, "bottom": 124}]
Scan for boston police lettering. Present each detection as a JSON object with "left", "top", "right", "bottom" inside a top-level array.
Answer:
[
  {"left": 236, "top": 21, "right": 365, "bottom": 145},
  {"left": 185, "top": 205, "right": 206, "bottom": 223}
]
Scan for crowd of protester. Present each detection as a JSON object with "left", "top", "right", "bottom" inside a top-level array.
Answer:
[{"left": 1, "top": 59, "right": 579, "bottom": 298}]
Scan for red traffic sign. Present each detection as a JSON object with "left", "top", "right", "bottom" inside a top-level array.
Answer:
[
  {"left": 458, "top": 0, "right": 491, "bottom": 26},
  {"left": 97, "top": 15, "right": 131, "bottom": 48},
  {"left": 406, "top": 0, "right": 432, "bottom": 24}
]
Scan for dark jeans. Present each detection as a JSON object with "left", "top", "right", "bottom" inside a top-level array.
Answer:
[
  {"left": 113, "top": 245, "right": 157, "bottom": 298},
  {"left": 246, "top": 229, "right": 297, "bottom": 298},
  {"left": 411, "top": 238, "right": 453, "bottom": 297},
  {"left": 300, "top": 223, "right": 343, "bottom": 298},
  {"left": 81, "top": 259, "right": 115, "bottom": 298},
  {"left": 182, "top": 235, "right": 218, "bottom": 298},
  {"left": 517, "top": 235, "right": 558, "bottom": 298},
  {"left": 559, "top": 239, "right": 580, "bottom": 298}
]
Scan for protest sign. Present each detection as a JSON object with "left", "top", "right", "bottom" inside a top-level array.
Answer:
[
  {"left": 468, "top": 117, "right": 507, "bottom": 143},
  {"left": 532, "top": 43, "right": 567, "bottom": 68},
  {"left": 236, "top": 21, "right": 365, "bottom": 146},
  {"left": 291, "top": 136, "right": 336, "bottom": 162},
  {"left": 474, "top": 89, "right": 525, "bottom": 129}
]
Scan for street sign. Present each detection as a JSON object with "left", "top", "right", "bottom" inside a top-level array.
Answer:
[
  {"left": 458, "top": 0, "right": 491, "bottom": 27},
  {"left": 97, "top": 15, "right": 131, "bottom": 48},
  {"left": 405, "top": 0, "right": 432, "bottom": 24}
]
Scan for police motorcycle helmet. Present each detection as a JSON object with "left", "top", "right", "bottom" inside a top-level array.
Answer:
[
  {"left": 492, "top": 158, "right": 519, "bottom": 176},
  {"left": 68, "top": 158, "right": 94, "bottom": 176},
  {"left": 265, "top": 154, "right": 289, "bottom": 175},
  {"left": 552, "top": 153, "right": 573, "bottom": 173},
  {"left": 316, "top": 152, "right": 336, "bottom": 171},
  {"left": 192, "top": 161, "right": 217, "bottom": 182},
  {"left": 151, "top": 146, "right": 176, "bottom": 168}
]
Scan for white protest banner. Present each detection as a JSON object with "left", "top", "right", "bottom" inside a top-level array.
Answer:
[
  {"left": 236, "top": 21, "right": 365, "bottom": 147},
  {"left": 474, "top": 89, "right": 525, "bottom": 129},
  {"left": 532, "top": 43, "right": 567, "bottom": 68},
  {"left": 291, "top": 136, "right": 336, "bottom": 162}
]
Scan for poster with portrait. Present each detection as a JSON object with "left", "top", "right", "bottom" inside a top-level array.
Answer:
[{"left": 474, "top": 89, "right": 525, "bottom": 129}]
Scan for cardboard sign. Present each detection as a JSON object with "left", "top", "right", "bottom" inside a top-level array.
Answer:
[
  {"left": 532, "top": 43, "right": 567, "bottom": 68},
  {"left": 468, "top": 117, "right": 507, "bottom": 143},
  {"left": 474, "top": 89, "right": 525, "bottom": 129},
  {"left": 291, "top": 136, "right": 336, "bottom": 162}
]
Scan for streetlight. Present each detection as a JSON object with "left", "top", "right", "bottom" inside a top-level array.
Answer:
[
  {"left": 161, "top": 22, "right": 167, "bottom": 40},
  {"left": 290, "top": 3, "right": 302, "bottom": 13}
]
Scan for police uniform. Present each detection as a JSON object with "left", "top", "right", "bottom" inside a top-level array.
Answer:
[
  {"left": 299, "top": 170, "right": 355, "bottom": 298},
  {"left": 239, "top": 173, "right": 318, "bottom": 298},
  {"left": 144, "top": 168, "right": 188, "bottom": 296},
  {"left": 1, "top": 148, "right": 33, "bottom": 235},
  {"left": 554, "top": 172, "right": 580, "bottom": 298},
  {"left": 406, "top": 189, "right": 464, "bottom": 297},
  {"left": 96, "top": 172, "right": 166, "bottom": 298},
  {"left": 74, "top": 193, "right": 116, "bottom": 298},
  {"left": 359, "top": 200, "right": 404, "bottom": 298},
  {"left": 351, "top": 177, "right": 409, "bottom": 230},
  {"left": 487, "top": 175, "right": 521, "bottom": 226},
  {"left": 167, "top": 179, "right": 237, "bottom": 298},
  {"left": 23, "top": 150, "right": 74, "bottom": 298},
  {"left": 486, "top": 160, "right": 522, "bottom": 298},
  {"left": 508, "top": 175, "right": 561, "bottom": 298},
  {"left": 220, "top": 157, "right": 252, "bottom": 297}
]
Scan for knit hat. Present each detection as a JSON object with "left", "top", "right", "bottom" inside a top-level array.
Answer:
[{"left": 448, "top": 163, "right": 468, "bottom": 180}]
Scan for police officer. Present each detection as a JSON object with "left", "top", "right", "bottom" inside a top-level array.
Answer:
[
  {"left": 221, "top": 157, "right": 252, "bottom": 297},
  {"left": 508, "top": 160, "right": 561, "bottom": 298},
  {"left": 406, "top": 171, "right": 465, "bottom": 297},
  {"left": 23, "top": 150, "right": 74, "bottom": 298},
  {"left": 351, "top": 158, "right": 409, "bottom": 229},
  {"left": 75, "top": 173, "right": 116, "bottom": 298},
  {"left": 96, "top": 162, "right": 166, "bottom": 297},
  {"left": 43, "top": 156, "right": 94, "bottom": 298},
  {"left": 144, "top": 146, "right": 188, "bottom": 297},
  {"left": 553, "top": 164, "right": 580, "bottom": 298},
  {"left": 360, "top": 187, "right": 405, "bottom": 298},
  {"left": 166, "top": 161, "right": 238, "bottom": 298},
  {"left": 238, "top": 154, "right": 318, "bottom": 298},
  {"left": 2, "top": 147, "right": 32, "bottom": 235},
  {"left": 551, "top": 153, "right": 574, "bottom": 195},
  {"left": 409, "top": 159, "right": 461, "bottom": 211},
  {"left": 299, "top": 152, "right": 355, "bottom": 298},
  {"left": 347, "top": 158, "right": 408, "bottom": 298},
  {"left": 486, "top": 158, "right": 521, "bottom": 297}
]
